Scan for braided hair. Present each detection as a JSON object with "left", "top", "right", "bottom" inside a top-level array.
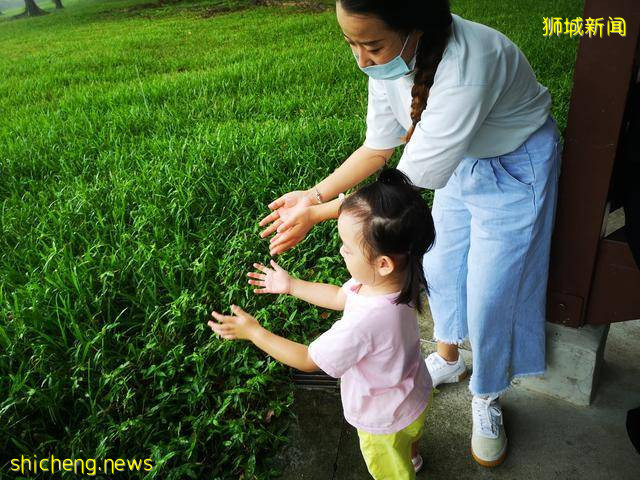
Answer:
[
  {"left": 338, "top": 0, "right": 452, "bottom": 141},
  {"left": 338, "top": 168, "right": 435, "bottom": 315}
]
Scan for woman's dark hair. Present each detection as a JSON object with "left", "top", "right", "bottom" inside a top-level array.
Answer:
[
  {"left": 338, "top": 168, "right": 436, "bottom": 314},
  {"left": 338, "top": 0, "right": 452, "bottom": 141}
]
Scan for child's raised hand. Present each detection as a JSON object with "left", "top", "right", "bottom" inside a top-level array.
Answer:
[
  {"left": 208, "top": 305, "right": 260, "bottom": 341},
  {"left": 247, "top": 260, "right": 292, "bottom": 295}
]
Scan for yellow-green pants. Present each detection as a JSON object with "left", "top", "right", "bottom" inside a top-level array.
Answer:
[{"left": 357, "top": 392, "right": 432, "bottom": 479}]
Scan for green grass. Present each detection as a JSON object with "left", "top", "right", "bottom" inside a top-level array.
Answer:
[{"left": 1, "top": 0, "right": 583, "bottom": 478}]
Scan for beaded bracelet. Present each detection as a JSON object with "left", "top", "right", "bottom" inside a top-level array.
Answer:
[{"left": 313, "top": 186, "right": 323, "bottom": 204}]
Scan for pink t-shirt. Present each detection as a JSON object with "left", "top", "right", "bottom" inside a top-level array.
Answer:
[{"left": 308, "top": 278, "right": 432, "bottom": 434}]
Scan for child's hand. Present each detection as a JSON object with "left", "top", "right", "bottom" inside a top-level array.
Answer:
[
  {"left": 208, "top": 305, "right": 261, "bottom": 341},
  {"left": 247, "top": 260, "right": 292, "bottom": 295}
]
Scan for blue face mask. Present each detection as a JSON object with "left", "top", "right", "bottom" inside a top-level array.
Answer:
[{"left": 354, "top": 34, "right": 417, "bottom": 80}]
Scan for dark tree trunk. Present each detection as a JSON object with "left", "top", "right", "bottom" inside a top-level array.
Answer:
[
  {"left": 53, "top": 0, "right": 64, "bottom": 9},
  {"left": 19, "top": 0, "right": 48, "bottom": 17}
]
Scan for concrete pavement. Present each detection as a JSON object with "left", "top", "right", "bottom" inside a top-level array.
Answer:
[{"left": 274, "top": 319, "right": 640, "bottom": 479}]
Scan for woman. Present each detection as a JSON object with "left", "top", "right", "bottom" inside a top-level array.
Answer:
[{"left": 258, "top": 0, "right": 562, "bottom": 467}]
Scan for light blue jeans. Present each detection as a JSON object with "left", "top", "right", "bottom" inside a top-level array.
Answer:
[{"left": 423, "top": 115, "right": 562, "bottom": 396}]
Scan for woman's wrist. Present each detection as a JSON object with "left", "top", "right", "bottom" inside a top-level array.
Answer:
[
  {"left": 309, "top": 202, "right": 334, "bottom": 224},
  {"left": 306, "top": 184, "right": 337, "bottom": 205},
  {"left": 304, "top": 188, "right": 321, "bottom": 205},
  {"left": 287, "top": 276, "right": 297, "bottom": 296},
  {"left": 316, "top": 198, "right": 342, "bottom": 221}
]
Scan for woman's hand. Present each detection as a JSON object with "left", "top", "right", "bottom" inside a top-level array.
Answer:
[
  {"left": 259, "top": 190, "right": 312, "bottom": 238},
  {"left": 208, "top": 305, "right": 261, "bottom": 341},
  {"left": 268, "top": 204, "right": 317, "bottom": 256},
  {"left": 247, "top": 260, "right": 292, "bottom": 294}
]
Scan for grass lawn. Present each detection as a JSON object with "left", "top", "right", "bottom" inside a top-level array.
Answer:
[{"left": 0, "top": 0, "right": 583, "bottom": 478}]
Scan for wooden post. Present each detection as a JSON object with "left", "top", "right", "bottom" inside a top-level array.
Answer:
[{"left": 547, "top": 0, "right": 640, "bottom": 327}]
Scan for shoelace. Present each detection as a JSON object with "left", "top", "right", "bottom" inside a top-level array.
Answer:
[{"left": 472, "top": 397, "right": 502, "bottom": 438}]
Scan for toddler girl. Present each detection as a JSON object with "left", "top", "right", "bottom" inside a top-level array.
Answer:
[{"left": 208, "top": 168, "right": 435, "bottom": 479}]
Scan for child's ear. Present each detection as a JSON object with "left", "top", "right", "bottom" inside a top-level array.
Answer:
[{"left": 377, "top": 255, "right": 396, "bottom": 277}]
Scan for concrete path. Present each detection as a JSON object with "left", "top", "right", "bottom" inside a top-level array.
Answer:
[{"left": 274, "top": 320, "right": 640, "bottom": 479}]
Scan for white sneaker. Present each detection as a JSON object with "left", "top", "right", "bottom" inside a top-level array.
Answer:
[
  {"left": 471, "top": 395, "right": 508, "bottom": 467},
  {"left": 424, "top": 352, "right": 467, "bottom": 387}
]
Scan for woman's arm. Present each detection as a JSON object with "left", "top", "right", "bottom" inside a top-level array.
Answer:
[
  {"left": 267, "top": 197, "right": 345, "bottom": 254},
  {"left": 264, "top": 145, "right": 395, "bottom": 255},
  {"left": 289, "top": 278, "right": 347, "bottom": 311},
  {"left": 308, "top": 197, "right": 343, "bottom": 223},
  {"left": 306, "top": 145, "right": 395, "bottom": 206}
]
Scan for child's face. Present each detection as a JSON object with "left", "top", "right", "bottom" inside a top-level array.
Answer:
[{"left": 337, "top": 212, "right": 379, "bottom": 285}]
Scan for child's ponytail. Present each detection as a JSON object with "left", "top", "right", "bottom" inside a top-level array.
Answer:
[
  {"left": 377, "top": 167, "right": 414, "bottom": 187},
  {"left": 339, "top": 168, "right": 435, "bottom": 314}
]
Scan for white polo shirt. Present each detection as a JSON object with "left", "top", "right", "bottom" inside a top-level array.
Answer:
[{"left": 364, "top": 13, "right": 552, "bottom": 189}]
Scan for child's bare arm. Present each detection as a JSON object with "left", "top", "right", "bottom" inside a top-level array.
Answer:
[
  {"left": 248, "top": 260, "right": 346, "bottom": 311},
  {"left": 289, "top": 278, "right": 346, "bottom": 311},
  {"left": 251, "top": 326, "right": 319, "bottom": 372},
  {"left": 209, "top": 305, "right": 319, "bottom": 373}
]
